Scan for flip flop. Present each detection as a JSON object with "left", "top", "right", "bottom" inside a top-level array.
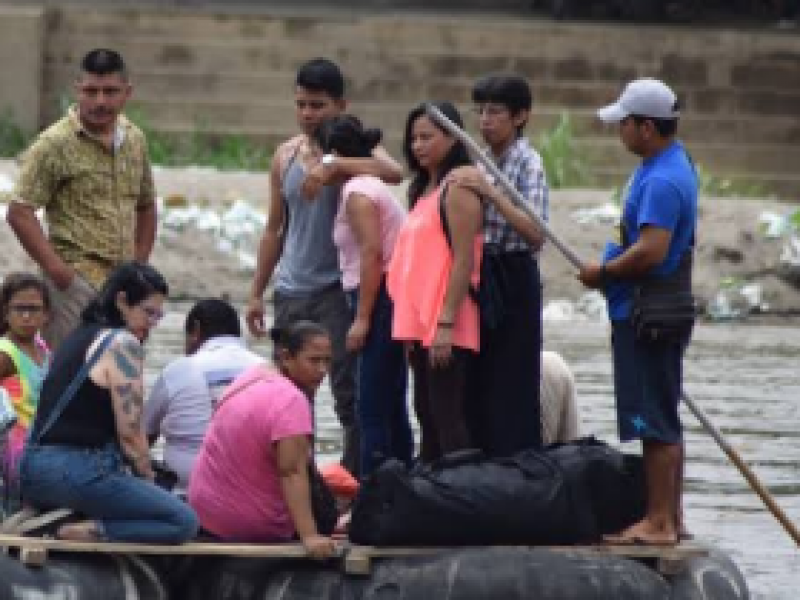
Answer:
[{"left": 16, "top": 508, "right": 75, "bottom": 538}]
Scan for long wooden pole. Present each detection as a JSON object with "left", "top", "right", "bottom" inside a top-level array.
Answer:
[
  {"left": 681, "top": 392, "right": 800, "bottom": 546},
  {"left": 424, "top": 104, "right": 583, "bottom": 270},
  {"left": 424, "top": 103, "right": 800, "bottom": 548}
]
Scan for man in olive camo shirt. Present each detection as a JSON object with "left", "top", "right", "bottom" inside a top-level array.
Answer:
[{"left": 6, "top": 49, "right": 156, "bottom": 349}]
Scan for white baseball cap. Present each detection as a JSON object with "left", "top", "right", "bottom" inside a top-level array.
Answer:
[{"left": 597, "top": 78, "right": 679, "bottom": 123}]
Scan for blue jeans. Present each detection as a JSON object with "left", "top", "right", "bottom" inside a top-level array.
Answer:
[
  {"left": 20, "top": 443, "right": 197, "bottom": 543},
  {"left": 347, "top": 281, "right": 412, "bottom": 477}
]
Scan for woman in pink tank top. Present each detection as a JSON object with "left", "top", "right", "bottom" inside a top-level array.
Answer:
[
  {"left": 387, "top": 102, "right": 484, "bottom": 462},
  {"left": 315, "top": 115, "right": 413, "bottom": 478}
]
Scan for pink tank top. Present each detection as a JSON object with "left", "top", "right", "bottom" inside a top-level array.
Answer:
[{"left": 387, "top": 186, "right": 482, "bottom": 351}]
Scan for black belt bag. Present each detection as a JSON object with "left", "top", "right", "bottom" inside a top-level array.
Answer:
[{"left": 631, "top": 252, "right": 697, "bottom": 342}]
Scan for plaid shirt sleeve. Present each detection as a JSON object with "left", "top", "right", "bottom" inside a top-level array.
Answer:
[{"left": 516, "top": 150, "right": 549, "bottom": 224}]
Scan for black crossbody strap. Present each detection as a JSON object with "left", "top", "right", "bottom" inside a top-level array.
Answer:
[
  {"left": 438, "top": 184, "right": 480, "bottom": 303},
  {"left": 33, "top": 330, "right": 119, "bottom": 444}
]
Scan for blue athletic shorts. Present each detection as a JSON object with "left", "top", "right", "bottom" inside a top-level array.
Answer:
[{"left": 611, "top": 319, "right": 691, "bottom": 444}]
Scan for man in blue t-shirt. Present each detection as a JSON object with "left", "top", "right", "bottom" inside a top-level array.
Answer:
[{"left": 579, "top": 78, "right": 698, "bottom": 546}]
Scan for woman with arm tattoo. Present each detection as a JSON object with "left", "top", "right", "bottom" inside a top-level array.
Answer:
[{"left": 18, "top": 262, "right": 197, "bottom": 543}]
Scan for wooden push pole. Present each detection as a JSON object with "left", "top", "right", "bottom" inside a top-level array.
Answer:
[{"left": 424, "top": 102, "right": 800, "bottom": 548}]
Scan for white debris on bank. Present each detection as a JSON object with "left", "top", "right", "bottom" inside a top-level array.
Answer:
[
  {"left": 0, "top": 173, "right": 13, "bottom": 194},
  {"left": 543, "top": 291, "right": 608, "bottom": 323},
  {"left": 757, "top": 208, "right": 800, "bottom": 284},
  {"left": 160, "top": 199, "right": 265, "bottom": 273},
  {"left": 570, "top": 203, "right": 620, "bottom": 225},
  {"left": 707, "top": 281, "right": 768, "bottom": 320}
]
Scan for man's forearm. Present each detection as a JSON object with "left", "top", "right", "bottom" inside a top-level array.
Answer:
[
  {"left": 134, "top": 204, "right": 157, "bottom": 262},
  {"left": 334, "top": 156, "right": 403, "bottom": 185},
  {"left": 250, "top": 229, "right": 283, "bottom": 299},
  {"left": 6, "top": 202, "right": 69, "bottom": 276}
]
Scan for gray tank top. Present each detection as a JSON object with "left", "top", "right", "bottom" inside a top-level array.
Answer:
[{"left": 274, "top": 156, "right": 341, "bottom": 295}]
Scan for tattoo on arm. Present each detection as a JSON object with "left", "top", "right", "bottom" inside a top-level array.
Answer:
[
  {"left": 114, "top": 381, "right": 143, "bottom": 430},
  {"left": 112, "top": 337, "right": 143, "bottom": 378}
]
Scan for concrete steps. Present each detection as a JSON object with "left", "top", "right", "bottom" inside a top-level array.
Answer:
[{"left": 35, "top": 5, "right": 800, "bottom": 198}]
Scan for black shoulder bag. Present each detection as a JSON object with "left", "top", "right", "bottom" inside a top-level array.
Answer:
[
  {"left": 625, "top": 227, "right": 698, "bottom": 343},
  {"left": 439, "top": 185, "right": 507, "bottom": 330}
]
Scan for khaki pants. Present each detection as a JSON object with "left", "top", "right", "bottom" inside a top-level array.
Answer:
[{"left": 42, "top": 273, "right": 96, "bottom": 351}]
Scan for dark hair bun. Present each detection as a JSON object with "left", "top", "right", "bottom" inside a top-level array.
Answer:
[
  {"left": 269, "top": 326, "right": 284, "bottom": 346},
  {"left": 364, "top": 128, "right": 383, "bottom": 150}
]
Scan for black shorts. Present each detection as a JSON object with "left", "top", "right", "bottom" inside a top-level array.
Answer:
[{"left": 611, "top": 319, "right": 691, "bottom": 444}]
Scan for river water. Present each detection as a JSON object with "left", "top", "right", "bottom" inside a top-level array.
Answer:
[{"left": 145, "top": 307, "right": 799, "bottom": 599}]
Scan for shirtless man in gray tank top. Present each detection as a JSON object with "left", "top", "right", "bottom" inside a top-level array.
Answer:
[{"left": 246, "top": 58, "right": 403, "bottom": 476}]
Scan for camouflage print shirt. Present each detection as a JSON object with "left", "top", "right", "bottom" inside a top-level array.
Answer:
[{"left": 13, "top": 106, "right": 155, "bottom": 288}]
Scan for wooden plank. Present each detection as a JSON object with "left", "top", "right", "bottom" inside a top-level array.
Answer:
[
  {"left": 0, "top": 534, "right": 309, "bottom": 559},
  {"left": 0, "top": 532, "right": 707, "bottom": 575},
  {"left": 343, "top": 542, "right": 708, "bottom": 576}
]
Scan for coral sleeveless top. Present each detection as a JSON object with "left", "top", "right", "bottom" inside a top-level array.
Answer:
[{"left": 387, "top": 186, "right": 482, "bottom": 351}]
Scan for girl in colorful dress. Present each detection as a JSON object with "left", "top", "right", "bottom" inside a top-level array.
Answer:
[{"left": 0, "top": 273, "right": 52, "bottom": 510}]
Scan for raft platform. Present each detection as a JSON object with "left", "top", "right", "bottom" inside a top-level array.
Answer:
[{"left": 0, "top": 533, "right": 707, "bottom": 575}]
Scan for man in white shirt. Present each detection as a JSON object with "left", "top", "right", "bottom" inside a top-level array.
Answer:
[{"left": 144, "top": 298, "right": 264, "bottom": 491}]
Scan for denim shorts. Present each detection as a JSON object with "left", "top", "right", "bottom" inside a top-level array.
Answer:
[{"left": 611, "top": 319, "right": 691, "bottom": 444}]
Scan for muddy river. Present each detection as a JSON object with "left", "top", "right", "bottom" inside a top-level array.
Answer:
[{"left": 145, "top": 307, "right": 799, "bottom": 599}]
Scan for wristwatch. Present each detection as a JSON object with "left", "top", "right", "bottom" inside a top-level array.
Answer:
[{"left": 321, "top": 153, "right": 336, "bottom": 167}]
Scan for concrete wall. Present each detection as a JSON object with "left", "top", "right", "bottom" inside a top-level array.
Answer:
[
  {"left": 0, "top": 6, "right": 44, "bottom": 134},
  {"left": 4, "top": 4, "right": 800, "bottom": 196}
]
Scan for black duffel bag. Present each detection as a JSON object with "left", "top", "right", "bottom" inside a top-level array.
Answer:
[
  {"left": 544, "top": 437, "right": 646, "bottom": 537},
  {"left": 349, "top": 448, "right": 594, "bottom": 547}
]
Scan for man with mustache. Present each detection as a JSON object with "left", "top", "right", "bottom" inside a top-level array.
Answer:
[{"left": 6, "top": 49, "right": 156, "bottom": 350}]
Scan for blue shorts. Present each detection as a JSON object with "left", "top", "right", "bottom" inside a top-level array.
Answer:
[{"left": 611, "top": 319, "right": 691, "bottom": 444}]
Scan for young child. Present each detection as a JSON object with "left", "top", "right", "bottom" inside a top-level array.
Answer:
[{"left": 0, "top": 273, "right": 52, "bottom": 505}]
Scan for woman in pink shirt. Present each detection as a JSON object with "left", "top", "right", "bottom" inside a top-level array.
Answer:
[
  {"left": 387, "top": 102, "right": 484, "bottom": 462},
  {"left": 188, "top": 321, "right": 336, "bottom": 559},
  {"left": 314, "top": 115, "right": 413, "bottom": 477}
]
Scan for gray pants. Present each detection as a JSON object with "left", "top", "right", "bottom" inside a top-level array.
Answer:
[
  {"left": 273, "top": 283, "right": 359, "bottom": 476},
  {"left": 42, "top": 273, "right": 96, "bottom": 351}
]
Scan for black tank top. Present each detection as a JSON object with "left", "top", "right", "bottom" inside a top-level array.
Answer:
[{"left": 30, "top": 324, "right": 117, "bottom": 448}]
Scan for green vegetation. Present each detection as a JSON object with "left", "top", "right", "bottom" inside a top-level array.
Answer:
[
  {"left": 127, "top": 107, "right": 272, "bottom": 171},
  {"left": 0, "top": 107, "right": 780, "bottom": 195},
  {"left": 694, "top": 164, "right": 765, "bottom": 198},
  {"left": 535, "top": 112, "right": 591, "bottom": 189},
  {"left": 0, "top": 111, "right": 32, "bottom": 158}
]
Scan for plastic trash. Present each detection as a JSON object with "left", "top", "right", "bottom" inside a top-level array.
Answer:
[
  {"left": 571, "top": 203, "right": 621, "bottom": 225},
  {"left": 778, "top": 236, "right": 800, "bottom": 284},
  {"left": 706, "top": 281, "right": 766, "bottom": 320},
  {"left": 160, "top": 198, "right": 265, "bottom": 272},
  {"left": 543, "top": 293, "right": 608, "bottom": 323},
  {"left": 543, "top": 300, "right": 576, "bottom": 322},
  {"left": 0, "top": 173, "right": 13, "bottom": 194},
  {"left": 780, "top": 236, "right": 800, "bottom": 268},
  {"left": 575, "top": 291, "right": 607, "bottom": 320},
  {"left": 758, "top": 211, "right": 789, "bottom": 239},
  {"left": 758, "top": 209, "right": 800, "bottom": 239}
]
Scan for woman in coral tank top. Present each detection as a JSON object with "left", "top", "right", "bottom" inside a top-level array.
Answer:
[{"left": 387, "top": 102, "right": 483, "bottom": 462}]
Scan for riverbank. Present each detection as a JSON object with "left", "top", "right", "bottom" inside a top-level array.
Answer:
[{"left": 1, "top": 161, "right": 798, "bottom": 320}]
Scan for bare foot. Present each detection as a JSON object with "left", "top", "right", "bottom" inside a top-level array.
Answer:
[
  {"left": 603, "top": 518, "right": 678, "bottom": 546},
  {"left": 56, "top": 521, "right": 102, "bottom": 542}
]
